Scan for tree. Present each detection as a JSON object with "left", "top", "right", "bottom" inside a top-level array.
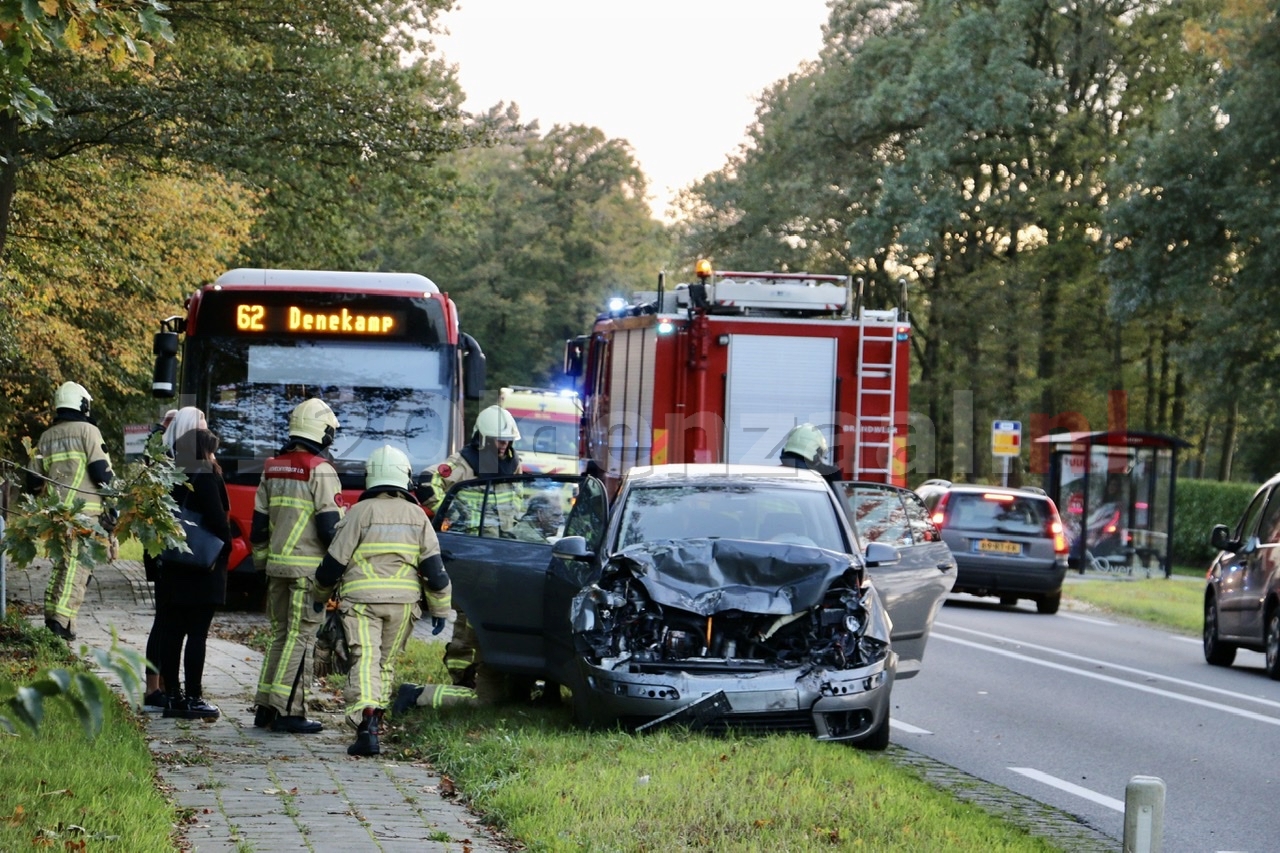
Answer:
[{"left": 383, "top": 114, "right": 675, "bottom": 392}]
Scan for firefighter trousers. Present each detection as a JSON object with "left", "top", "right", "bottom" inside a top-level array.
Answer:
[
  {"left": 444, "top": 610, "right": 480, "bottom": 686},
  {"left": 45, "top": 551, "right": 92, "bottom": 632},
  {"left": 254, "top": 576, "right": 322, "bottom": 717},
  {"left": 341, "top": 600, "right": 418, "bottom": 728}
]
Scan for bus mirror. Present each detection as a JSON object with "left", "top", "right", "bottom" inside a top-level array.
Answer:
[
  {"left": 152, "top": 331, "right": 179, "bottom": 398},
  {"left": 563, "top": 336, "right": 586, "bottom": 378},
  {"left": 461, "top": 332, "right": 486, "bottom": 401}
]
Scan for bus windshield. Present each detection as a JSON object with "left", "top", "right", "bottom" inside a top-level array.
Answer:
[{"left": 194, "top": 338, "right": 453, "bottom": 485}]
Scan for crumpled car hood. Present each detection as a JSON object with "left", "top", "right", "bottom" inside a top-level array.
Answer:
[{"left": 607, "top": 538, "right": 858, "bottom": 616}]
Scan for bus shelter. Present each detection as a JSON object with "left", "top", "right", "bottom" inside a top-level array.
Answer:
[{"left": 1039, "top": 431, "right": 1189, "bottom": 577}]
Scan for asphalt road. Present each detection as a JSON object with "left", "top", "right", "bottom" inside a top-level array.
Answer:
[{"left": 889, "top": 591, "right": 1280, "bottom": 853}]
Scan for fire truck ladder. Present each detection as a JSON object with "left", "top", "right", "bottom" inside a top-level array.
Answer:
[{"left": 854, "top": 309, "right": 901, "bottom": 480}]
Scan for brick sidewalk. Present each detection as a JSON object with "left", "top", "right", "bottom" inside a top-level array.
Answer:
[{"left": 4, "top": 558, "right": 506, "bottom": 853}]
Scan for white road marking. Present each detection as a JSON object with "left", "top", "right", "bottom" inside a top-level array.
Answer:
[
  {"left": 1008, "top": 767, "right": 1125, "bottom": 811},
  {"left": 1058, "top": 612, "right": 1117, "bottom": 626},
  {"left": 936, "top": 621, "right": 1280, "bottom": 711},
  {"left": 932, "top": 632, "right": 1280, "bottom": 725},
  {"left": 889, "top": 719, "right": 931, "bottom": 735}
]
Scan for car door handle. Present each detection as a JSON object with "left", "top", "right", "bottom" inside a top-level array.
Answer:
[{"left": 937, "top": 562, "right": 953, "bottom": 572}]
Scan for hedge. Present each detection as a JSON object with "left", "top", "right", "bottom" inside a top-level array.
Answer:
[{"left": 1172, "top": 478, "right": 1262, "bottom": 567}]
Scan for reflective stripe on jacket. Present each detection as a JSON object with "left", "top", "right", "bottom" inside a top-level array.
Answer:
[
  {"left": 38, "top": 420, "right": 113, "bottom": 516},
  {"left": 253, "top": 450, "right": 343, "bottom": 577}
]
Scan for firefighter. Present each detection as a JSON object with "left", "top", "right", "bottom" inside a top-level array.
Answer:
[
  {"left": 313, "top": 445, "right": 451, "bottom": 757},
  {"left": 250, "top": 398, "right": 343, "bottom": 734},
  {"left": 778, "top": 423, "right": 842, "bottom": 485},
  {"left": 414, "top": 404, "right": 523, "bottom": 690},
  {"left": 25, "top": 381, "right": 115, "bottom": 641}
]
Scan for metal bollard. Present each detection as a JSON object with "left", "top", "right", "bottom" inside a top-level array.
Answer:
[{"left": 1124, "top": 775, "right": 1165, "bottom": 853}]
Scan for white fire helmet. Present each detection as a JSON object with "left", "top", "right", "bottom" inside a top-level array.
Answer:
[
  {"left": 288, "top": 398, "right": 340, "bottom": 447},
  {"left": 54, "top": 381, "right": 92, "bottom": 415},
  {"left": 473, "top": 405, "right": 520, "bottom": 442},
  {"left": 365, "top": 445, "right": 413, "bottom": 491},
  {"left": 781, "top": 423, "right": 828, "bottom": 465}
]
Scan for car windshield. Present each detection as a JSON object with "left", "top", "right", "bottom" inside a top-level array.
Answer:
[
  {"left": 948, "top": 493, "right": 1048, "bottom": 534},
  {"left": 616, "top": 483, "right": 847, "bottom": 551}
]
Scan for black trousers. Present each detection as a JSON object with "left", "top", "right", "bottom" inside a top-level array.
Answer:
[{"left": 154, "top": 603, "right": 216, "bottom": 699}]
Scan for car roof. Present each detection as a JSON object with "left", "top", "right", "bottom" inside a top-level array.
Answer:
[
  {"left": 928, "top": 483, "right": 1050, "bottom": 499},
  {"left": 621, "top": 463, "right": 831, "bottom": 490}
]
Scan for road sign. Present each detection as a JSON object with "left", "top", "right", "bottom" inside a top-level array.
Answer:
[{"left": 992, "top": 420, "right": 1022, "bottom": 457}]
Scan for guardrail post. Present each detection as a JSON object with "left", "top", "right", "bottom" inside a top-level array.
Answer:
[{"left": 1124, "top": 775, "right": 1165, "bottom": 853}]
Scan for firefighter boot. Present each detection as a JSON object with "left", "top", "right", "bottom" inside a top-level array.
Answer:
[{"left": 348, "top": 707, "right": 381, "bottom": 757}]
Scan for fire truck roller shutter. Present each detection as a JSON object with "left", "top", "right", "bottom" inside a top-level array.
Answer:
[{"left": 724, "top": 335, "right": 837, "bottom": 467}]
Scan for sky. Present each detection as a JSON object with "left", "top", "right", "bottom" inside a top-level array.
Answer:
[{"left": 432, "top": 1, "right": 832, "bottom": 220}]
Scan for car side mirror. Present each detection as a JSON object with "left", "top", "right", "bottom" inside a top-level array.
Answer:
[
  {"left": 1210, "top": 524, "right": 1237, "bottom": 553},
  {"left": 552, "top": 535, "right": 595, "bottom": 562},
  {"left": 864, "top": 542, "right": 901, "bottom": 568}
]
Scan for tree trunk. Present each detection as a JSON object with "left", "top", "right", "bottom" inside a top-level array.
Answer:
[
  {"left": 1218, "top": 401, "right": 1238, "bottom": 481},
  {"left": 0, "top": 113, "right": 19, "bottom": 258}
]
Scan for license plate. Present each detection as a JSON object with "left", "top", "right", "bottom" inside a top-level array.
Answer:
[{"left": 976, "top": 539, "right": 1021, "bottom": 555}]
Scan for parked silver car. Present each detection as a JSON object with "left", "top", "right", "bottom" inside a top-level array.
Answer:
[
  {"left": 1204, "top": 472, "right": 1280, "bottom": 678},
  {"left": 435, "top": 465, "right": 954, "bottom": 749}
]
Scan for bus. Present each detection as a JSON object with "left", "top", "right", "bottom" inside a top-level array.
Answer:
[{"left": 151, "top": 268, "right": 486, "bottom": 573}]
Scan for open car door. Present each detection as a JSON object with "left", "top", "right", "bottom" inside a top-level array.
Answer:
[
  {"left": 837, "top": 482, "right": 957, "bottom": 678},
  {"left": 434, "top": 473, "right": 608, "bottom": 681}
]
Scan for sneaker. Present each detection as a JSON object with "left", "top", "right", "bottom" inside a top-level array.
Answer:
[
  {"left": 163, "top": 696, "right": 220, "bottom": 721},
  {"left": 142, "top": 690, "right": 170, "bottom": 713}
]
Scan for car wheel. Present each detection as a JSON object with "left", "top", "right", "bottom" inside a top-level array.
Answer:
[
  {"left": 1265, "top": 610, "right": 1280, "bottom": 681},
  {"left": 1035, "top": 592, "right": 1061, "bottom": 615},
  {"left": 1203, "top": 596, "right": 1237, "bottom": 667},
  {"left": 855, "top": 711, "right": 891, "bottom": 752}
]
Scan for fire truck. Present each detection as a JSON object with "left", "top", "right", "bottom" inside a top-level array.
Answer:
[
  {"left": 150, "top": 268, "right": 486, "bottom": 573},
  {"left": 564, "top": 261, "right": 910, "bottom": 495}
]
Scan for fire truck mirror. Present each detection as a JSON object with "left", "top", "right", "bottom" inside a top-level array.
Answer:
[
  {"left": 563, "top": 336, "right": 587, "bottom": 378},
  {"left": 152, "top": 331, "right": 180, "bottom": 398}
]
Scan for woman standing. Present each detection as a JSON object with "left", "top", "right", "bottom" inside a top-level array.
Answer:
[{"left": 157, "top": 426, "right": 231, "bottom": 720}]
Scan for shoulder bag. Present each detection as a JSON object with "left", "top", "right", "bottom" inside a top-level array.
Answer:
[{"left": 159, "top": 495, "right": 225, "bottom": 570}]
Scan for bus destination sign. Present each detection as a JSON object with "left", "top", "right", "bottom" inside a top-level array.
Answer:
[{"left": 235, "top": 303, "right": 406, "bottom": 336}]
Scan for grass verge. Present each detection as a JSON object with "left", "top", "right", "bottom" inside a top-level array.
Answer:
[
  {"left": 1064, "top": 570, "right": 1203, "bottom": 634},
  {"left": 387, "top": 641, "right": 1060, "bottom": 852},
  {"left": 0, "top": 613, "right": 179, "bottom": 851}
]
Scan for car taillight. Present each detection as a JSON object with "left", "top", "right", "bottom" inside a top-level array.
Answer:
[
  {"left": 930, "top": 493, "right": 951, "bottom": 528},
  {"left": 1046, "top": 507, "right": 1068, "bottom": 554}
]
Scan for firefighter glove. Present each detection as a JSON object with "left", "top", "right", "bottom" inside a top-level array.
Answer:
[
  {"left": 313, "top": 600, "right": 325, "bottom": 614},
  {"left": 431, "top": 617, "right": 446, "bottom": 635}
]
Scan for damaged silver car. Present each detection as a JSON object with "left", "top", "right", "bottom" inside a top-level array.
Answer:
[{"left": 435, "top": 464, "right": 948, "bottom": 750}]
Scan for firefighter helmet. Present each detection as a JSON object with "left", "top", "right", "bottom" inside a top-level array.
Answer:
[
  {"left": 781, "top": 423, "right": 827, "bottom": 465},
  {"left": 365, "top": 445, "right": 413, "bottom": 491},
  {"left": 474, "top": 405, "right": 520, "bottom": 442},
  {"left": 288, "top": 398, "right": 339, "bottom": 448},
  {"left": 54, "top": 381, "right": 92, "bottom": 415}
]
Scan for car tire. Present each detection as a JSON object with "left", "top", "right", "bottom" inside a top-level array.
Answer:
[
  {"left": 1265, "top": 610, "right": 1280, "bottom": 681},
  {"left": 855, "top": 711, "right": 891, "bottom": 752},
  {"left": 1035, "top": 592, "right": 1061, "bottom": 615},
  {"left": 1203, "top": 596, "right": 1237, "bottom": 667}
]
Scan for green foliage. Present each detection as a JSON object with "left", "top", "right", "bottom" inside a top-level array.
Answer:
[
  {"left": 1173, "top": 478, "right": 1260, "bottom": 567},
  {"left": 0, "top": 618, "right": 147, "bottom": 738},
  {"left": 2, "top": 433, "right": 189, "bottom": 570}
]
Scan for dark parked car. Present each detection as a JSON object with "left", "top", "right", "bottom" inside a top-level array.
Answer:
[
  {"left": 435, "top": 465, "right": 955, "bottom": 749},
  {"left": 1204, "top": 472, "right": 1280, "bottom": 678},
  {"left": 915, "top": 480, "right": 1069, "bottom": 614}
]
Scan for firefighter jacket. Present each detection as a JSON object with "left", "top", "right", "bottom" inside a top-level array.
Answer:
[
  {"left": 422, "top": 444, "right": 523, "bottom": 533},
  {"left": 32, "top": 413, "right": 114, "bottom": 517},
  {"left": 315, "top": 490, "right": 451, "bottom": 614},
  {"left": 251, "top": 449, "right": 343, "bottom": 578}
]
